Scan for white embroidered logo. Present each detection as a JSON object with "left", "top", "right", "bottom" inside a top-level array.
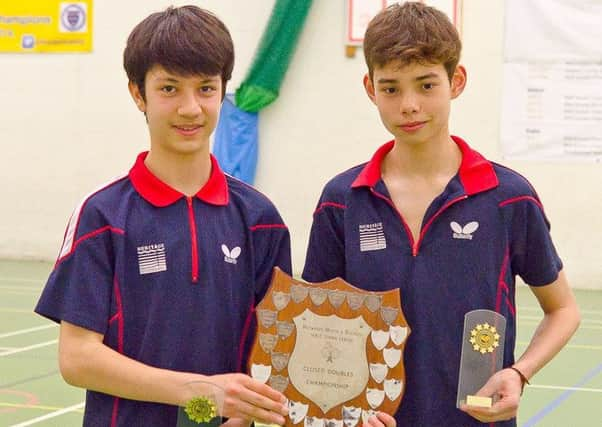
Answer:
[
  {"left": 222, "top": 244, "right": 241, "bottom": 264},
  {"left": 450, "top": 221, "right": 479, "bottom": 240},
  {"left": 359, "top": 222, "right": 387, "bottom": 252},
  {"left": 137, "top": 243, "right": 167, "bottom": 275}
]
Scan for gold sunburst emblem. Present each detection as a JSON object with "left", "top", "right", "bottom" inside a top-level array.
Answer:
[
  {"left": 469, "top": 322, "right": 500, "bottom": 354},
  {"left": 184, "top": 396, "right": 217, "bottom": 423}
]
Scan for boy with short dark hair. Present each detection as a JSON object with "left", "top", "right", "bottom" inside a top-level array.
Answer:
[
  {"left": 303, "top": 2, "right": 580, "bottom": 426},
  {"left": 35, "top": 6, "right": 290, "bottom": 426}
]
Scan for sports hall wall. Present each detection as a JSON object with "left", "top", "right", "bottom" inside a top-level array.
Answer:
[{"left": 1, "top": 0, "right": 600, "bottom": 289}]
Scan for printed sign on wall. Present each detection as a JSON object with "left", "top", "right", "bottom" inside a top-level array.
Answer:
[
  {"left": 501, "top": 0, "right": 602, "bottom": 161},
  {"left": 0, "top": 1, "right": 93, "bottom": 53},
  {"left": 346, "top": 0, "right": 463, "bottom": 46}
]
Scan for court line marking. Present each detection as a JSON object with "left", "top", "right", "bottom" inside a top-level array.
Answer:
[
  {"left": 0, "top": 278, "right": 44, "bottom": 284},
  {"left": 0, "top": 369, "right": 60, "bottom": 392},
  {"left": 0, "top": 402, "right": 84, "bottom": 412},
  {"left": 0, "top": 340, "right": 57, "bottom": 357},
  {"left": 520, "top": 315, "right": 602, "bottom": 325},
  {"left": 528, "top": 384, "right": 602, "bottom": 393},
  {"left": 0, "top": 286, "right": 40, "bottom": 291},
  {"left": 8, "top": 401, "right": 85, "bottom": 427},
  {"left": 0, "top": 390, "right": 38, "bottom": 416},
  {"left": 1, "top": 370, "right": 60, "bottom": 389},
  {"left": 519, "top": 320, "right": 602, "bottom": 331},
  {"left": 516, "top": 341, "right": 601, "bottom": 351},
  {"left": 523, "top": 363, "right": 602, "bottom": 427},
  {"left": 0, "top": 292, "right": 41, "bottom": 297},
  {"left": 0, "top": 308, "right": 36, "bottom": 314},
  {"left": 0, "top": 285, "right": 41, "bottom": 291},
  {"left": 520, "top": 306, "right": 601, "bottom": 316},
  {"left": 0, "top": 324, "right": 57, "bottom": 339}
]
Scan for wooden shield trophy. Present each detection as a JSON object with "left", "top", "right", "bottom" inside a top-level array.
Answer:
[{"left": 249, "top": 268, "right": 410, "bottom": 426}]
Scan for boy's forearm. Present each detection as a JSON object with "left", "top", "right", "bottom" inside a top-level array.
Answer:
[
  {"left": 513, "top": 294, "right": 580, "bottom": 380},
  {"left": 59, "top": 322, "right": 204, "bottom": 406},
  {"left": 58, "top": 322, "right": 289, "bottom": 424}
]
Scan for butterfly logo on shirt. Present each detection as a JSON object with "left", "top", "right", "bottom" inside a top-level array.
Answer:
[
  {"left": 222, "top": 244, "right": 241, "bottom": 264},
  {"left": 450, "top": 221, "right": 479, "bottom": 240}
]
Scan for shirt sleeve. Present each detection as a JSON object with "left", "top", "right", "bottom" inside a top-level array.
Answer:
[
  {"left": 250, "top": 207, "right": 292, "bottom": 303},
  {"left": 239, "top": 206, "right": 291, "bottom": 372},
  {"left": 506, "top": 196, "right": 563, "bottom": 286},
  {"left": 34, "top": 201, "right": 117, "bottom": 334},
  {"left": 302, "top": 190, "right": 346, "bottom": 283}
]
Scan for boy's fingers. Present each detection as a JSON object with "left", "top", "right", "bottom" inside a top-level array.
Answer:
[
  {"left": 228, "top": 400, "right": 286, "bottom": 425},
  {"left": 234, "top": 381, "right": 288, "bottom": 416},
  {"left": 462, "top": 401, "right": 517, "bottom": 423},
  {"left": 365, "top": 416, "right": 384, "bottom": 427},
  {"left": 474, "top": 381, "right": 496, "bottom": 398},
  {"left": 245, "top": 378, "right": 287, "bottom": 404},
  {"left": 375, "top": 412, "right": 396, "bottom": 427}
]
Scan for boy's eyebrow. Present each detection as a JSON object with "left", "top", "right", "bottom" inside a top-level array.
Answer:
[
  {"left": 415, "top": 72, "right": 441, "bottom": 81},
  {"left": 376, "top": 78, "right": 399, "bottom": 84},
  {"left": 199, "top": 77, "right": 221, "bottom": 83},
  {"left": 376, "top": 73, "right": 441, "bottom": 85},
  {"left": 154, "top": 75, "right": 220, "bottom": 83}
]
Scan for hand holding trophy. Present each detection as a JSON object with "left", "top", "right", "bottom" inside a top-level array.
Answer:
[{"left": 178, "top": 375, "right": 289, "bottom": 426}]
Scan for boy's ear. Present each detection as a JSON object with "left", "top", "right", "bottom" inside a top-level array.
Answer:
[
  {"left": 450, "top": 65, "right": 467, "bottom": 99},
  {"left": 363, "top": 73, "right": 377, "bottom": 104},
  {"left": 128, "top": 81, "right": 146, "bottom": 112}
]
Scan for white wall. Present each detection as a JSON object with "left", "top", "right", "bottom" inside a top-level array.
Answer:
[{"left": 1, "top": 0, "right": 600, "bottom": 289}]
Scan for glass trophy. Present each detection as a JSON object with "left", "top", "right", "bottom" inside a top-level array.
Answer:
[{"left": 457, "top": 309, "right": 506, "bottom": 408}]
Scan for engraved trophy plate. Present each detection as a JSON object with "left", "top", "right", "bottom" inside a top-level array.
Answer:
[
  {"left": 288, "top": 309, "right": 371, "bottom": 413},
  {"left": 456, "top": 309, "right": 506, "bottom": 408},
  {"left": 277, "top": 321, "right": 296, "bottom": 339},
  {"left": 250, "top": 363, "right": 271, "bottom": 384},
  {"left": 346, "top": 292, "right": 365, "bottom": 311},
  {"left": 273, "top": 291, "right": 291, "bottom": 311},
  {"left": 272, "top": 352, "right": 291, "bottom": 372},
  {"left": 249, "top": 268, "right": 410, "bottom": 426},
  {"left": 257, "top": 309, "right": 278, "bottom": 328},
  {"left": 369, "top": 363, "right": 388, "bottom": 384},
  {"left": 291, "top": 284, "right": 309, "bottom": 303}
]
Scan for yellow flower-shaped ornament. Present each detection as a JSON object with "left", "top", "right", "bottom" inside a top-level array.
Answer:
[
  {"left": 469, "top": 322, "right": 500, "bottom": 354},
  {"left": 184, "top": 396, "right": 217, "bottom": 424}
]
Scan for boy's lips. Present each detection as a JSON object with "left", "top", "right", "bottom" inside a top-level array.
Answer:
[
  {"left": 173, "top": 124, "right": 203, "bottom": 136},
  {"left": 399, "top": 121, "right": 426, "bottom": 132}
]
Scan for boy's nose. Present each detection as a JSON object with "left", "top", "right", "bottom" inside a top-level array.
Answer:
[
  {"left": 177, "top": 93, "right": 203, "bottom": 117},
  {"left": 399, "top": 94, "right": 419, "bottom": 114}
]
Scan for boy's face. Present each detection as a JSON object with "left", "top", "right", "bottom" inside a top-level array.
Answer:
[
  {"left": 128, "top": 65, "right": 222, "bottom": 156},
  {"left": 364, "top": 61, "right": 466, "bottom": 146}
]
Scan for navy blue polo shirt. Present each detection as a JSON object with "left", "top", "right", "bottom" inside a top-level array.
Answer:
[
  {"left": 303, "top": 136, "right": 562, "bottom": 427},
  {"left": 35, "top": 152, "right": 291, "bottom": 427}
]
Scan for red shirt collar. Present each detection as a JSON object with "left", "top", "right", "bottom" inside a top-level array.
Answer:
[
  {"left": 129, "top": 152, "right": 229, "bottom": 207},
  {"left": 351, "top": 136, "right": 498, "bottom": 195}
]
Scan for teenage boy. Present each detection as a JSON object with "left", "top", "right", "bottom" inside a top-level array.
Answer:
[
  {"left": 303, "top": 3, "right": 580, "bottom": 426},
  {"left": 35, "top": 6, "right": 290, "bottom": 427}
]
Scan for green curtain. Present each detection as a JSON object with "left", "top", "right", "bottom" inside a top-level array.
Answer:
[{"left": 235, "top": 0, "right": 313, "bottom": 112}]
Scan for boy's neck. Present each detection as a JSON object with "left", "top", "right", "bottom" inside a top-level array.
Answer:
[
  {"left": 144, "top": 146, "right": 212, "bottom": 197},
  {"left": 384, "top": 134, "right": 462, "bottom": 179}
]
